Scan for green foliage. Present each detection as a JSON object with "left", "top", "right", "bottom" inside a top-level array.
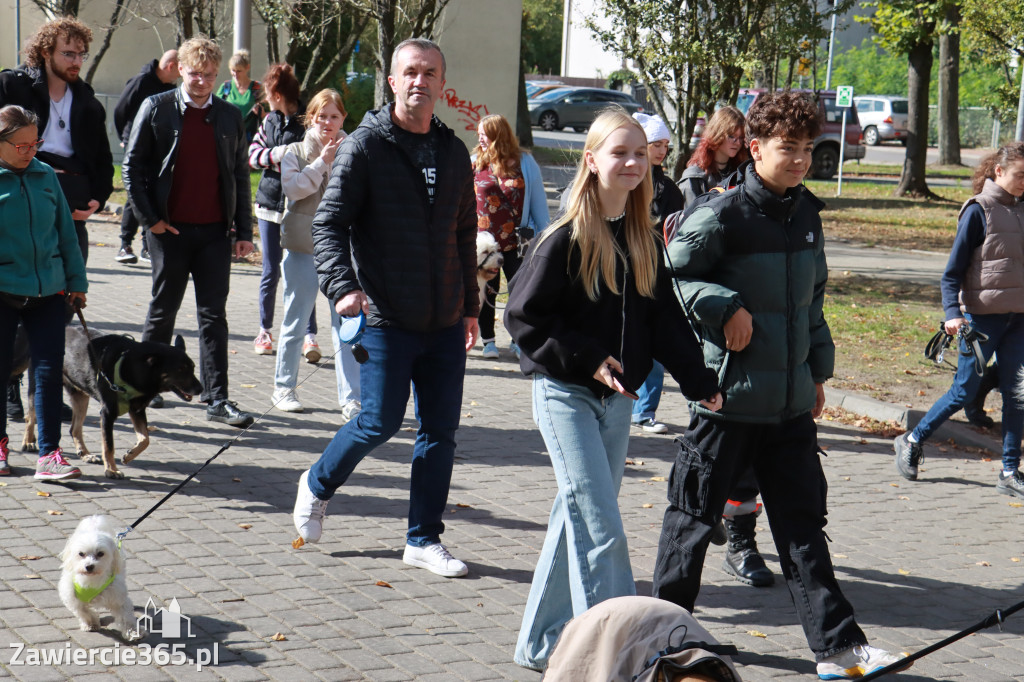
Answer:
[
  {"left": 334, "top": 73, "right": 376, "bottom": 133},
  {"left": 605, "top": 69, "right": 638, "bottom": 90},
  {"left": 859, "top": 0, "right": 949, "bottom": 53},
  {"left": 522, "top": 0, "right": 563, "bottom": 74},
  {"left": 963, "top": 0, "right": 1024, "bottom": 119}
]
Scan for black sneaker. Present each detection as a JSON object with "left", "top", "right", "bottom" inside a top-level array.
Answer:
[
  {"left": 894, "top": 432, "right": 923, "bottom": 481},
  {"left": 207, "top": 400, "right": 254, "bottom": 428},
  {"left": 997, "top": 470, "right": 1024, "bottom": 499},
  {"left": 116, "top": 246, "right": 138, "bottom": 264},
  {"left": 140, "top": 248, "right": 151, "bottom": 264}
]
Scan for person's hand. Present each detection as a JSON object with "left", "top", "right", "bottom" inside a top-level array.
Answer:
[
  {"left": 464, "top": 317, "right": 479, "bottom": 352},
  {"left": 593, "top": 356, "right": 637, "bottom": 399},
  {"left": 723, "top": 306, "right": 752, "bottom": 351},
  {"left": 812, "top": 383, "right": 826, "bottom": 419},
  {"left": 700, "top": 392, "right": 723, "bottom": 412},
  {"left": 234, "top": 240, "right": 254, "bottom": 258},
  {"left": 67, "top": 292, "right": 86, "bottom": 310},
  {"left": 944, "top": 317, "right": 966, "bottom": 336},
  {"left": 150, "top": 220, "right": 179, "bottom": 235},
  {"left": 71, "top": 199, "right": 101, "bottom": 221},
  {"left": 335, "top": 290, "right": 369, "bottom": 317},
  {"left": 320, "top": 137, "right": 342, "bottom": 166}
]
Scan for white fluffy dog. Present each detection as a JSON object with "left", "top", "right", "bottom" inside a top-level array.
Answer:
[
  {"left": 59, "top": 515, "right": 141, "bottom": 640},
  {"left": 477, "top": 231, "right": 504, "bottom": 308}
]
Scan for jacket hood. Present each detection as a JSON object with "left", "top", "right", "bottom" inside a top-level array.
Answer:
[{"left": 22, "top": 65, "right": 97, "bottom": 98}]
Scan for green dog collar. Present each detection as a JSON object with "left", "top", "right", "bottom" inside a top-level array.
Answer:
[{"left": 74, "top": 573, "right": 116, "bottom": 603}]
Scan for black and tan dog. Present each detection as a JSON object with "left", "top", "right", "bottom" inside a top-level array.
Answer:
[{"left": 23, "top": 327, "right": 202, "bottom": 479}]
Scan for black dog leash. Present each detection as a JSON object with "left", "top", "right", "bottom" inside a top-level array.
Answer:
[
  {"left": 923, "top": 321, "right": 989, "bottom": 377},
  {"left": 859, "top": 597, "right": 1024, "bottom": 680}
]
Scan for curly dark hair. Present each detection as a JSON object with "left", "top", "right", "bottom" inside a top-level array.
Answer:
[
  {"left": 262, "top": 64, "right": 301, "bottom": 107},
  {"left": 24, "top": 17, "right": 92, "bottom": 69},
  {"left": 746, "top": 91, "right": 822, "bottom": 142}
]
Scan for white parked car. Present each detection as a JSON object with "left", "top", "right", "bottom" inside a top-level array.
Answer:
[{"left": 852, "top": 95, "right": 909, "bottom": 146}]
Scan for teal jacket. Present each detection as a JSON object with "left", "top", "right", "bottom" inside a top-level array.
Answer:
[
  {"left": 666, "top": 167, "right": 833, "bottom": 423},
  {"left": 0, "top": 158, "right": 87, "bottom": 298}
]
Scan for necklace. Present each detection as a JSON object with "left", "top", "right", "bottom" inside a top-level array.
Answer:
[
  {"left": 603, "top": 208, "right": 626, "bottom": 221},
  {"left": 50, "top": 90, "right": 69, "bottom": 130}
]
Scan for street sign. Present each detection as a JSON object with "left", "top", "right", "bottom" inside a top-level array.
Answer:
[{"left": 836, "top": 85, "right": 853, "bottom": 108}]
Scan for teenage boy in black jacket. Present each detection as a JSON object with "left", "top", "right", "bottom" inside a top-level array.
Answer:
[
  {"left": 654, "top": 92, "right": 909, "bottom": 680},
  {"left": 113, "top": 50, "right": 178, "bottom": 265}
]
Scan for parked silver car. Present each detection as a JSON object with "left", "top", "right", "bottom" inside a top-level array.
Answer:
[
  {"left": 852, "top": 95, "right": 908, "bottom": 146},
  {"left": 528, "top": 87, "right": 643, "bottom": 132}
]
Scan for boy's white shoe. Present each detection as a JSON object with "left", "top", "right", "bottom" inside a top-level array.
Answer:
[
  {"left": 293, "top": 470, "right": 329, "bottom": 542},
  {"left": 816, "top": 644, "right": 910, "bottom": 680},
  {"left": 272, "top": 387, "right": 304, "bottom": 413},
  {"left": 403, "top": 543, "right": 468, "bottom": 577}
]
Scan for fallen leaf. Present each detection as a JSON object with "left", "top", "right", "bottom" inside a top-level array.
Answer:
[
  {"left": 1012, "top": 557, "right": 1020, "bottom": 562},
  {"left": 238, "top": 523, "right": 252, "bottom": 529},
  {"left": 18, "top": 555, "right": 42, "bottom": 561},
  {"left": 650, "top": 476, "right": 666, "bottom": 482},
  {"left": 46, "top": 510, "right": 63, "bottom": 515},
  {"left": 291, "top": 537, "right": 305, "bottom": 549},
  {"left": 898, "top": 496, "right": 909, "bottom": 500},
  {"left": 843, "top": 476, "right": 851, "bottom": 481},
  {"left": 240, "top": 383, "right": 256, "bottom": 389},
  {"left": 221, "top": 597, "right": 244, "bottom": 603},
  {"left": 642, "top": 503, "right": 654, "bottom": 508},
  {"left": 25, "top": 574, "right": 41, "bottom": 579},
  {"left": 917, "top": 390, "right": 926, "bottom": 396},
  {"left": 36, "top": 491, "right": 51, "bottom": 497},
  {"left": 470, "top": 400, "right": 478, "bottom": 406},
  {"left": 455, "top": 503, "right": 472, "bottom": 508},
  {"left": 833, "top": 554, "right": 848, "bottom": 559},
  {"left": 898, "top": 569, "right": 911, "bottom": 575},
  {"left": 270, "top": 632, "right": 287, "bottom": 641},
  {"left": 747, "top": 630, "right": 767, "bottom": 638},
  {"left": 0, "top": 482, "right": 7, "bottom": 486},
  {"left": 232, "top": 477, "right": 241, "bottom": 482},
  {"left": 463, "top": 412, "right": 473, "bottom": 418},
  {"left": 476, "top": 602, "right": 483, "bottom": 607},
  {"left": 977, "top": 561, "right": 991, "bottom": 567},
  {"left": 375, "top": 580, "right": 393, "bottom": 589},
  {"left": 890, "top": 483, "right": 899, "bottom": 487},
  {"left": 1009, "top": 502, "right": 1024, "bottom": 508},
  {"left": 230, "top": 350, "right": 238, "bottom": 354}
]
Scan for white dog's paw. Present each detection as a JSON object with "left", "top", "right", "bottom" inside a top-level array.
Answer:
[
  {"left": 79, "top": 620, "right": 99, "bottom": 632},
  {"left": 124, "top": 627, "right": 144, "bottom": 642}
]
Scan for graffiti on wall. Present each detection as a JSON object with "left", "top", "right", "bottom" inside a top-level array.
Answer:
[{"left": 442, "top": 88, "right": 491, "bottom": 131}]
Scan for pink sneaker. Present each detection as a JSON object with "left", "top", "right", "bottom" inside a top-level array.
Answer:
[
  {"left": 34, "top": 448, "right": 81, "bottom": 481},
  {"left": 0, "top": 437, "right": 10, "bottom": 476},
  {"left": 254, "top": 329, "right": 273, "bottom": 355}
]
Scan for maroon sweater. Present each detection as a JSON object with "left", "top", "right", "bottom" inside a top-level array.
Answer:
[{"left": 168, "top": 106, "right": 223, "bottom": 224}]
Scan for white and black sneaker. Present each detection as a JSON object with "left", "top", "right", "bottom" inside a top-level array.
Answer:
[
  {"left": 894, "top": 432, "right": 922, "bottom": 481},
  {"left": 116, "top": 246, "right": 138, "bottom": 264}
]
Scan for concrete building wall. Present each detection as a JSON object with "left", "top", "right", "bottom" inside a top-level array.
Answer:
[
  {"left": 561, "top": 0, "right": 624, "bottom": 80},
  {"left": 0, "top": 0, "right": 523, "bottom": 158}
]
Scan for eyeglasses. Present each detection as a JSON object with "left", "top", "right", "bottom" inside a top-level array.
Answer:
[
  {"left": 58, "top": 51, "right": 89, "bottom": 62},
  {"left": 3, "top": 139, "right": 44, "bottom": 154},
  {"left": 726, "top": 134, "right": 744, "bottom": 144},
  {"left": 183, "top": 69, "right": 219, "bottom": 82}
]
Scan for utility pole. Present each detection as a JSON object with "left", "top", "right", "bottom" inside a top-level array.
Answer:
[
  {"left": 1016, "top": 58, "right": 1024, "bottom": 141},
  {"left": 233, "top": 0, "right": 252, "bottom": 55},
  {"left": 825, "top": 0, "right": 837, "bottom": 90}
]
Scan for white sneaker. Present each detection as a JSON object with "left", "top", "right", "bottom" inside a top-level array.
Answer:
[
  {"left": 403, "top": 542, "right": 468, "bottom": 577},
  {"left": 633, "top": 418, "right": 668, "bottom": 434},
  {"left": 293, "top": 470, "right": 329, "bottom": 542},
  {"left": 816, "top": 644, "right": 910, "bottom": 680},
  {"left": 341, "top": 400, "right": 361, "bottom": 423},
  {"left": 272, "top": 387, "right": 304, "bottom": 413}
]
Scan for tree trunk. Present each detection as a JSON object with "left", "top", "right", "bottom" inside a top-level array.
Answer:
[
  {"left": 85, "top": 0, "right": 130, "bottom": 84},
  {"left": 937, "top": 5, "right": 961, "bottom": 166},
  {"left": 515, "top": 59, "right": 533, "bottom": 149},
  {"left": 373, "top": 0, "right": 395, "bottom": 108},
  {"left": 896, "top": 41, "right": 937, "bottom": 198}
]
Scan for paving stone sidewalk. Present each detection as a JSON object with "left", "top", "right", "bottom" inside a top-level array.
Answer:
[{"left": 1, "top": 217, "right": 1022, "bottom": 682}]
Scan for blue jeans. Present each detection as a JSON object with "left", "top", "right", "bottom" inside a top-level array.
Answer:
[
  {"left": 307, "top": 323, "right": 467, "bottom": 545},
  {"left": 514, "top": 375, "right": 635, "bottom": 670},
  {"left": 631, "top": 361, "right": 664, "bottom": 423},
  {"left": 912, "top": 312, "right": 1024, "bottom": 470},
  {"left": 258, "top": 219, "right": 315, "bottom": 335},
  {"left": 273, "top": 251, "right": 359, "bottom": 403},
  {"left": 0, "top": 295, "right": 66, "bottom": 454}
]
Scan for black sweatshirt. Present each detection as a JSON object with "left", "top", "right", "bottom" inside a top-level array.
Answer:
[{"left": 504, "top": 219, "right": 719, "bottom": 400}]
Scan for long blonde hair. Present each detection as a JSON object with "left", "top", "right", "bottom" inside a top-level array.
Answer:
[{"left": 544, "top": 108, "right": 658, "bottom": 301}]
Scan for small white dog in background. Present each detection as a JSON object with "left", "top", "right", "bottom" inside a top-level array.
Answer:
[
  {"left": 477, "top": 231, "right": 504, "bottom": 309},
  {"left": 59, "top": 515, "right": 141, "bottom": 640}
]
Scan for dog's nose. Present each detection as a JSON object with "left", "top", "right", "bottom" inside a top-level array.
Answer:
[{"left": 84, "top": 564, "right": 94, "bottom": 573}]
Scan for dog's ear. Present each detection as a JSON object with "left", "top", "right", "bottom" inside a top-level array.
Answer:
[{"left": 174, "top": 335, "right": 185, "bottom": 351}]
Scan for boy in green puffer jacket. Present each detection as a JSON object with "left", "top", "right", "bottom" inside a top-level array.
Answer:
[{"left": 652, "top": 91, "right": 909, "bottom": 680}]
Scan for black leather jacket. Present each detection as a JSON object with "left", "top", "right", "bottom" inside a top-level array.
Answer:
[
  {"left": 122, "top": 88, "right": 252, "bottom": 240},
  {"left": 0, "top": 66, "right": 114, "bottom": 208}
]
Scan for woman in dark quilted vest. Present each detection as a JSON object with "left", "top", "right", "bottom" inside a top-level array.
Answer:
[
  {"left": 894, "top": 143, "right": 1024, "bottom": 499},
  {"left": 248, "top": 65, "right": 315, "bottom": 360}
]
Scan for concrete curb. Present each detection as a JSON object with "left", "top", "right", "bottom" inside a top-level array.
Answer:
[{"left": 825, "top": 386, "right": 1001, "bottom": 452}]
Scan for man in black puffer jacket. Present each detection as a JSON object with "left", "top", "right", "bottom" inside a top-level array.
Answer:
[{"left": 294, "top": 39, "right": 479, "bottom": 579}]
